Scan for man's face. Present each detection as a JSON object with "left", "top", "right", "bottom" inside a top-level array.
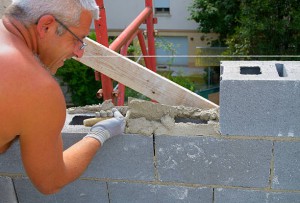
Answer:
[{"left": 38, "top": 10, "right": 92, "bottom": 74}]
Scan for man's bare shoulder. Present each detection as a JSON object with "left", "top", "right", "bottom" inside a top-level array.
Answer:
[{"left": 0, "top": 47, "right": 66, "bottom": 139}]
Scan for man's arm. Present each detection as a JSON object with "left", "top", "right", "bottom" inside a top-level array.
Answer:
[{"left": 19, "top": 78, "right": 100, "bottom": 194}]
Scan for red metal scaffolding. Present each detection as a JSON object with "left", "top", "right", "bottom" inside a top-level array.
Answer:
[{"left": 94, "top": 0, "right": 157, "bottom": 106}]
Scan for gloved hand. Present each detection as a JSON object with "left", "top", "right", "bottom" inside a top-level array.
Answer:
[{"left": 84, "top": 108, "right": 125, "bottom": 145}]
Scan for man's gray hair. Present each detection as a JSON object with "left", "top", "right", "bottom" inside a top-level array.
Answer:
[{"left": 5, "top": 0, "right": 99, "bottom": 27}]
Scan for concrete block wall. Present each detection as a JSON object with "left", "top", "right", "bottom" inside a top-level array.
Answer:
[
  {"left": 1, "top": 112, "right": 300, "bottom": 202},
  {"left": 220, "top": 61, "right": 300, "bottom": 137}
]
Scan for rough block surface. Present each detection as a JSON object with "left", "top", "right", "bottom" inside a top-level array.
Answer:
[
  {"left": 72, "top": 133, "right": 155, "bottom": 181},
  {"left": 155, "top": 135, "right": 273, "bottom": 187},
  {"left": 0, "top": 140, "right": 25, "bottom": 174},
  {"left": 272, "top": 141, "right": 300, "bottom": 190},
  {"left": 215, "top": 188, "right": 300, "bottom": 203},
  {"left": 0, "top": 130, "right": 299, "bottom": 202},
  {"left": 108, "top": 182, "right": 212, "bottom": 203},
  {"left": 0, "top": 176, "right": 18, "bottom": 203},
  {"left": 14, "top": 177, "right": 108, "bottom": 203},
  {"left": 220, "top": 61, "right": 300, "bottom": 137}
]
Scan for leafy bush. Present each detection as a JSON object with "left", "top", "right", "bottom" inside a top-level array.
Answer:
[
  {"left": 56, "top": 59, "right": 101, "bottom": 106},
  {"left": 164, "top": 73, "right": 195, "bottom": 92}
]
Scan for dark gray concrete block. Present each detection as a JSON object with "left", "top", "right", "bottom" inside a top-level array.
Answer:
[
  {"left": 14, "top": 177, "right": 109, "bottom": 203},
  {"left": 156, "top": 135, "right": 272, "bottom": 187},
  {"left": 215, "top": 188, "right": 266, "bottom": 203},
  {"left": 63, "top": 133, "right": 155, "bottom": 181},
  {"left": 267, "top": 192, "right": 300, "bottom": 203},
  {"left": 0, "top": 176, "right": 18, "bottom": 203},
  {"left": 0, "top": 140, "right": 25, "bottom": 174},
  {"left": 0, "top": 134, "right": 89, "bottom": 175},
  {"left": 108, "top": 182, "right": 212, "bottom": 203},
  {"left": 85, "top": 134, "right": 155, "bottom": 181},
  {"left": 220, "top": 61, "right": 300, "bottom": 137},
  {"left": 215, "top": 188, "right": 300, "bottom": 203},
  {"left": 272, "top": 142, "right": 300, "bottom": 190}
]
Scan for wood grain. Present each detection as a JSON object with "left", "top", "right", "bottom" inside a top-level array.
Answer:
[{"left": 77, "top": 38, "right": 218, "bottom": 109}]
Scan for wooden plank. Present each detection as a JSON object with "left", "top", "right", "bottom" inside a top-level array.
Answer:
[{"left": 77, "top": 38, "right": 219, "bottom": 109}]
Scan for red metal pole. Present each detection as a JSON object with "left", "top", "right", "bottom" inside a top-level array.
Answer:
[
  {"left": 137, "top": 30, "right": 152, "bottom": 69},
  {"left": 145, "top": 0, "right": 157, "bottom": 72},
  {"left": 118, "top": 45, "right": 128, "bottom": 106},
  {"left": 109, "top": 7, "right": 152, "bottom": 52},
  {"left": 93, "top": 0, "right": 157, "bottom": 104},
  {"left": 116, "top": 30, "right": 139, "bottom": 106},
  {"left": 94, "top": 0, "right": 113, "bottom": 100}
]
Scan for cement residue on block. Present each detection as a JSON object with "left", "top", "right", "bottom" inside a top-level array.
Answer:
[
  {"left": 67, "top": 99, "right": 128, "bottom": 116},
  {"left": 128, "top": 99, "right": 219, "bottom": 121},
  {"left": 126, "top": 99, "right": 220, "bottom": 136},
  {"left": 65, "top": 99, "right": 220, "bottom": 136}
]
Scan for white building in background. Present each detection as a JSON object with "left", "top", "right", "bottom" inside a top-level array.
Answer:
[{"left": 102, "top": 0, "right": 218, "bottom": 75}]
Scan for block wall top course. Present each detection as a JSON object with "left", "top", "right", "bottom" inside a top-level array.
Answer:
[
  {"left": 221, "top": 61, "right": 300, "bottom": 81},
  {"left": 62, "top": 113, "right": 91, "bottom": 133}
]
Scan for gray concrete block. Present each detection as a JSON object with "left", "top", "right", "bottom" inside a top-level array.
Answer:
[
  {"left": 220, "top": 61, "right": 300, "bottom": 137},
  {"left": 267, "top": 192, "right": 300, "bottom": 203},
  {"left": 156, "top": 135, "right": 272, "bottom": 187},
  {"left": 0, "top": 133, "right": 155, "bottom": 184},
  {"left": 62, "top": 113, "right": 91, "bottom": 133},
  {"left": 14, "top": 177, "right": 109, "bottom": 203},
  {"left": 0, "top": 134, "right": 88, "bottom": 175},
  {"left": 108, "top": 182, "right": 212, "bottom": 203},
  {"left": 63, "top": 133, "right": 155, "bottom": 181},
  {"left": 272, "top": 142, "right": 300, "bottom": 190},
  {"left": 0, "top": 140, "right": 25, "bottom": 174},
  {"left": 86, "top": 134, "right": 155, "bottom": 181},
  {"left": 0, "top": 176, "right": 18, "bottom": 203},
  {"left": 215, "top": 188, "right": 300, "bottom": 203}
]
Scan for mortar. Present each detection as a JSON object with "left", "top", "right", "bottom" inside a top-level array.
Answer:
[{"left": 64, "top": 99, "right": 220, "bottom": 136}]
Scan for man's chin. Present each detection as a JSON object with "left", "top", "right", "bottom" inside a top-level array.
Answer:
[{"left": 50, "top": 62, "right": 65, "bottom": 74}]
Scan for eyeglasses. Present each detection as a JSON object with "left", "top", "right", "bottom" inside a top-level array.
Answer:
[{"left": 54, "top": 18, "right": 87, "bottom": 50}]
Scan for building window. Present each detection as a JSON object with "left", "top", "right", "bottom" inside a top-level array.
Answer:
[{"left": 154, "top": 0, "right": 170, "bottom": 15}]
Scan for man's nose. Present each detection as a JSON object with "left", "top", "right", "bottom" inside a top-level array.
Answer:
[{"left": 73, "top": 48, "right": 84, "bottom": 58}]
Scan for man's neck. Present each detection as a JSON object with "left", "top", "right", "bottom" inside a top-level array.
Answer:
[{"left": 2, "top": 15, "right": 38, "bottom": 55}]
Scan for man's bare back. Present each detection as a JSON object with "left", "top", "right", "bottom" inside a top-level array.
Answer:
[{"left": 0, "top": 19, "right": 64, "bottom": 152}]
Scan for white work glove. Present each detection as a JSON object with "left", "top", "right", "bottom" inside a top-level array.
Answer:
[{"left": 84, "top": 108, "right": 125, "bottom": 145}]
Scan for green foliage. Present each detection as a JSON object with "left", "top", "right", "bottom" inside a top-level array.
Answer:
[
  {"left": 189, "top": 0, "right": 300, "bottom": 56},
  {"left": 188, "top": 0, "right": 241, "bottom": 46},
  {"left": 56, "top": 59, "right": 101, "bottom": 106},
  {"left": 164, "top": 73, "right": 195, "bottom": 92},
  {"left": 155, "top": 36, "right": 179, "bottom": 66},
  {"left": 229, "top": 0, "right": 300, "bottom": 56},
  {"left": 125, "top": 87, "right": 150, "bottom": 102},
  {"left": 88, "top": 31, "right": 97, "bottom": 41},
  {"left": 122, "top": 72, "right": 196, "bottom": 103}
]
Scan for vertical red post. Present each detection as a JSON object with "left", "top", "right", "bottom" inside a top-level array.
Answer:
[
  {"left": 145, "top": 0, "right": 157, "bottom": 72},
  {"left": 93, "top": 0, "right": 157, "bottom": 105},
  {"left": 117, "top": 30, "right": 139, "bottom": 106},
  {"left": 137, "top": 30, "right": 151, "bottom": 69},
  {"left": 118, "top": 46, "right": 128, "bottom": 106},
  {"left": 94, "top": 0, "right": 113, "bottom": 100}
]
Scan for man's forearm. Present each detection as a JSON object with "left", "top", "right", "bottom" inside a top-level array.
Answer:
[{"left": 60, "top": 138, "right": 101, "bottom": 187}]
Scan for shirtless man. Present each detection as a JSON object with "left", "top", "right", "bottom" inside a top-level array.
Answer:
[{"left": 0, "top": 0, "right": 124, "bottom": 194}]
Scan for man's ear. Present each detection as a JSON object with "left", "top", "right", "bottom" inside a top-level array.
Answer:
[{"left": 36, "top": 15, "right": 56, "bottom": 38}]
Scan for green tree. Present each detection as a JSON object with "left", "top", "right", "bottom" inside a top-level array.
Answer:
[
  {"left": 189, "top": 0, "right": 300, "bottom": 56},
  {"left": 230, "top": 0, "right": 300, "bottom": 56},
  {"left": 189, "top": 0, "right": 241, "bottom": 46}
]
